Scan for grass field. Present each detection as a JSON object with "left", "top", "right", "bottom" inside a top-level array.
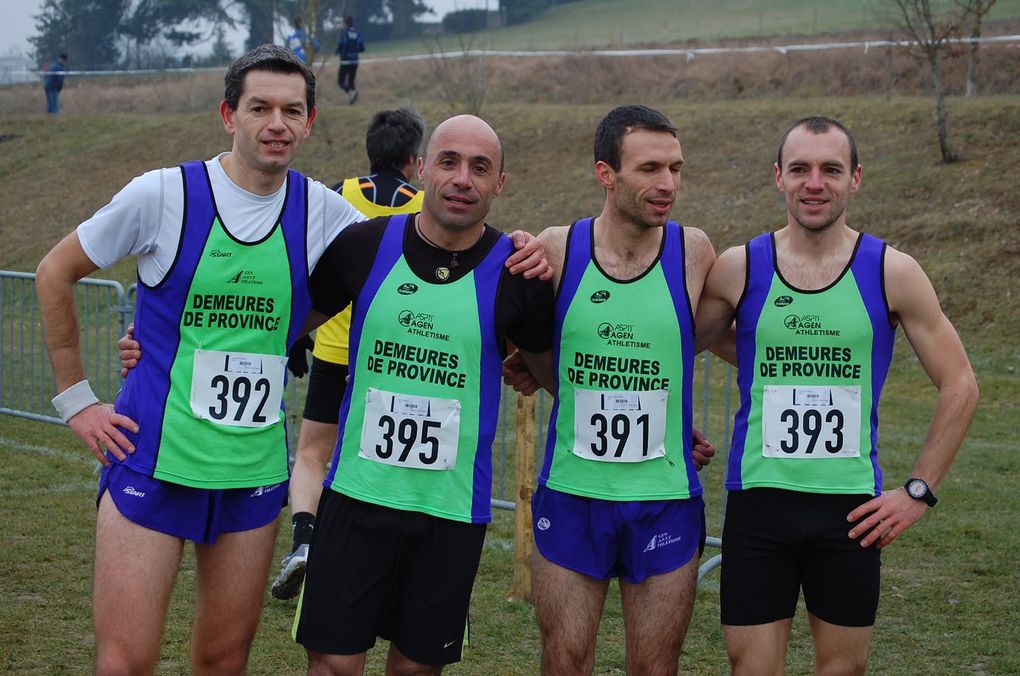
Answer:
[
  {"left": 2, "top": 19, "right": 1019, "bottom": 671},
  {"left": 2, "top": 356, "right": 1017, "bottom": 673},
  {"left": 380, "top": 0, "right": 1020, "bottom": 53}
]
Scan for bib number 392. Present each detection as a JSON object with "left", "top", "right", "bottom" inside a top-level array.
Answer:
[
  {"left": 190, "top": 350, "right": 286, "bottom": 428},
  {"left": 359, "top": 389, "right": 460, "bottom": 470},
  {"left": 762, "top": 385, "right": 861, "bottom": 458},
  {"left": 572, "top": 389, "right": 668, "bottom": 463}
]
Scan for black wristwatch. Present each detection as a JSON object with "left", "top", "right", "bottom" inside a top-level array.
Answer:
[{"left": 904, "top": 478, "right": 938, "bottom": 507}]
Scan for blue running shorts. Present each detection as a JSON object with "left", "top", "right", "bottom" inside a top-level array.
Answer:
[
  {"left": 532, "top": 484, "right": 705, "bottom": 584},
  {"left": 98, "top": 462, "right": 287, "bottom": 544}
]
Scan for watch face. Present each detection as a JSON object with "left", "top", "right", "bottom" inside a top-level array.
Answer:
[{"left": 908, "top": 480, "right": 926, "bottom": 498}]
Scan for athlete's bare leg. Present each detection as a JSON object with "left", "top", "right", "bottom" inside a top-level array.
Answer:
[
  {"left": 808, "top": 614, "right": 872, "bottom": 676},
  {"left": 724, "top": 620, "right": 793, "bottom": 676},
  {"left": 385, "top": 643, "right": 443, "bottom": 676},
  {"left": 190, "top": 520, "right": 278, "bottom": 675},
  {"left": 290, "top": 419, "right": 339, "bottom": 515},
  {"left": 619, "top": 557, "right": 699, "bottom": 676},
  {"left": 533, "top": 550, "right": 610, "bottom": 676},
  {"left": 306, "top": 649, "right": 367, "bottom": 675},
  {"left": 93, "top": 492, "right": 185, "bottom": 675}
]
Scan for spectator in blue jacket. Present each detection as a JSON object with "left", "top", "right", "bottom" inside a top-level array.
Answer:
[
  {"left": 44, "top": 53, "right": 67, "bottom": 114},
  {"left": 336, "top": 16, "right": 365, "bottom": 104},
  {"left": 286, "top": 18, "right": 319, "bottom": 63}
]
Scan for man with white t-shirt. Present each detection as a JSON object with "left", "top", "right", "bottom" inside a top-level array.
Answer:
[
  {"left": 34, "top": 45, "right": 364, "bottom": 675},
  {"left": 38, "top": 43, "right": 550, "bottom": 674}
]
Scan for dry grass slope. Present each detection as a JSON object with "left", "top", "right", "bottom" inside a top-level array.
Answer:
[{"left": 2, "top": 95, "right": 1017, "bottom": 359}]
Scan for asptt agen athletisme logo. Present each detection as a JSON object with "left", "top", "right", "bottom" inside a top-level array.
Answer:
[
  {"left": 250, "top": 484, "right": 281, "bottom": 498},
  {"left": 226, "top": 270, "right": 263, "bottom": 286},
  {"left": 643, "top": 531, "right": 683, "bottom": 553}
]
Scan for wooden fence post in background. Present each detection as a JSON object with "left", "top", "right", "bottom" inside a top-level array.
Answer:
[{"left": 512, "top": 391, "right": 536, "bottom": 602}]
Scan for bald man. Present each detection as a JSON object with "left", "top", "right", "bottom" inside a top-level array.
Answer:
[{"left": 292, "top": 115, "right": 555, "bottom": 675}]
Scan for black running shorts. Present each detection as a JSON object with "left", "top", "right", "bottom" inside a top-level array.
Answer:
[
  {"left": 720, "top": 487, "right": 881, "bottom": 628},
  {"left": 294, "top": 490, "right": 486, "bottom": 665}
]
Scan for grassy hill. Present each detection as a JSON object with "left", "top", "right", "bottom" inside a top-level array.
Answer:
[
  {"left": 2, "top": 95, "right": 1018, "bottom": 360},
  {"left": 380, "top": 0, "right": 1020, "bottom": 53}
]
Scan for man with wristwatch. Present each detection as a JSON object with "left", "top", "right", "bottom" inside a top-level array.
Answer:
[
  {"left": 904, "top": 477, "right": 937, "bottom": 506},
  {"left": 695, "top": 116, "right": 979, "bottom": 675}
]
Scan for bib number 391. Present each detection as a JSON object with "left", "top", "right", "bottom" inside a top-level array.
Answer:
[
  {"left": 190, "top": 350, "right": 286, "bottom": 428},
  {"left": 572, "top": 389, "right": 668, "bottom": 463},
  {"left": 359, "top": 388, "right": 460, "bottom": 470},
  {"left": 762, "top": 385, "right": 861, "bottom": 458}
]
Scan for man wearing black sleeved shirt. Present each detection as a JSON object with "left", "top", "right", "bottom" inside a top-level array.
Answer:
[
  {"left": 294, "top": 114, "right": 553, "bottom": 675},
  {"left": 309, "top": 215, "right": 551, "bottom": 351}
]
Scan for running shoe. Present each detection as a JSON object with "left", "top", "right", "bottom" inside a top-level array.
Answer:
[{"left": 270, "top": 543, "right": 309, "bottom": 600}]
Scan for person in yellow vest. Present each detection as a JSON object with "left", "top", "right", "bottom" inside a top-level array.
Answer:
[{"left": 272, "top": 107, "right": 426, "bottom": 599}]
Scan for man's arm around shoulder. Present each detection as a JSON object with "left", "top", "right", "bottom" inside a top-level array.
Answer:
[{"left": 694, "top": 245, "right": 745, "bottom": 361}]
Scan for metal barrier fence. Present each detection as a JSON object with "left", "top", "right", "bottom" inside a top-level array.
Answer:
[
  {"left": 2, "top": 269, "right": 732, "bottom": 577},
  {"left": 1, "top": 271, "right": 133, "bottom": 424}
]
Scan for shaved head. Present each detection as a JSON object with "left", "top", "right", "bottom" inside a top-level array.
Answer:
[
  {"left": 417, "top": 113, "right": 507, "bottom": 237},
  {"left": 425, "top": 114, "right": 504, "bottom": 173}
]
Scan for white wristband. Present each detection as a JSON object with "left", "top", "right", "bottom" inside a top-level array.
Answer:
[{"left": 52, "top": 380, "right": 100, "bottom": 422}]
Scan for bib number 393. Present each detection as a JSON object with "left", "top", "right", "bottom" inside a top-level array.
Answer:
[
  {"left": 190, "top": 350, "right": 286, "bottom": 428},
  {"left": 573, "top": 389, "right": 668, "bottom": 463},
  {"left": 359, "top": 388, "right": 460, "bottom": 470},
  {"left": 762, "top": 385, "right": 861, "bottom": 458}
]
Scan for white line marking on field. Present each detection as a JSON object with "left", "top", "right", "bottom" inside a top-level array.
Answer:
[
  {"left": 0, "top": 436, "right": 92, "bottom": 465},
  {"left": 0, "top": 481, "right": 96, "bottom": 498}
]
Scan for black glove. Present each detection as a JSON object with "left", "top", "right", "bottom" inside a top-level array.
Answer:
[{"left": 287, "top": 335, "right": 315, "bottom": 378}]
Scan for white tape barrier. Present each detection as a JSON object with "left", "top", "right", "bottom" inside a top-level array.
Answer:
[{"left": 11, "top": 33, "right": 1020, "bottom": 78}]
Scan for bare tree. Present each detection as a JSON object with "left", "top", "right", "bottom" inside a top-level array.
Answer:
[
  {"left": 957, "top": 0, "right": 998, "bottom": 96},
  {"left": 424, "top": 32, "right": 489, "bottom": 116},
  {"left": 888, "top": 0, "right": 967, "bottom": 163}
]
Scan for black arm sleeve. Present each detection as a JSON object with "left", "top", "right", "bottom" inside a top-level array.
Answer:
[
  {"left": 495, "top": 269, "right": 554, "bottom": 355},
  {"left": 309, "top": 217, "right": 388, "bottom": 317}
]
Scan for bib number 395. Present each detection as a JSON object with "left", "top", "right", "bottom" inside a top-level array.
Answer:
[
  {"left": 762, "top": 385, "right": 861, "bottom": 458},
  {"left": 572, "top": 389, "right": 668, "bottom": 463},
  {"left": 190, "top": 350, "right": 286, "bottom": 428},
  {"left": 359, "top": 389, "right": 460, "bottom": 470}
]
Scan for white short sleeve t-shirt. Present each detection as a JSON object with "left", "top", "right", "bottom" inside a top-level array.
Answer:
[{"left": 76, "top": 154, "right": 365, "bottom": 286}]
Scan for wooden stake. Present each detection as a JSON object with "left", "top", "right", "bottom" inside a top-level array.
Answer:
[{"left": 512, "top": 392, "right": 536, "bottom": 603}]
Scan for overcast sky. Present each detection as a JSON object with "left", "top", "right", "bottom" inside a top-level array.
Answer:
[{"left": 0, "top": 0, "right": 494, "bottom": 59}]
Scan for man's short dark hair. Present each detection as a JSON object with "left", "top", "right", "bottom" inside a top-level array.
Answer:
[
  {"left": 58, "top": 53, "right": 67, "bottom": 60},
  {"left": 367, "top": 107, "right": 426, "bottom": 173},
  {"left": 223, "top": 44, "right": 316, "bottom": 112},
  {"left": 594, "top": 105, "right": 679, "bottom": 171},
  {"left": 777, "top": 116, "right": 859, "bottom": 171}
]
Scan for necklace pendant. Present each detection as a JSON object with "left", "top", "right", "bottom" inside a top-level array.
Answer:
[{"left": 435, "top": 266, "right": 451, "bottom": 281}]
